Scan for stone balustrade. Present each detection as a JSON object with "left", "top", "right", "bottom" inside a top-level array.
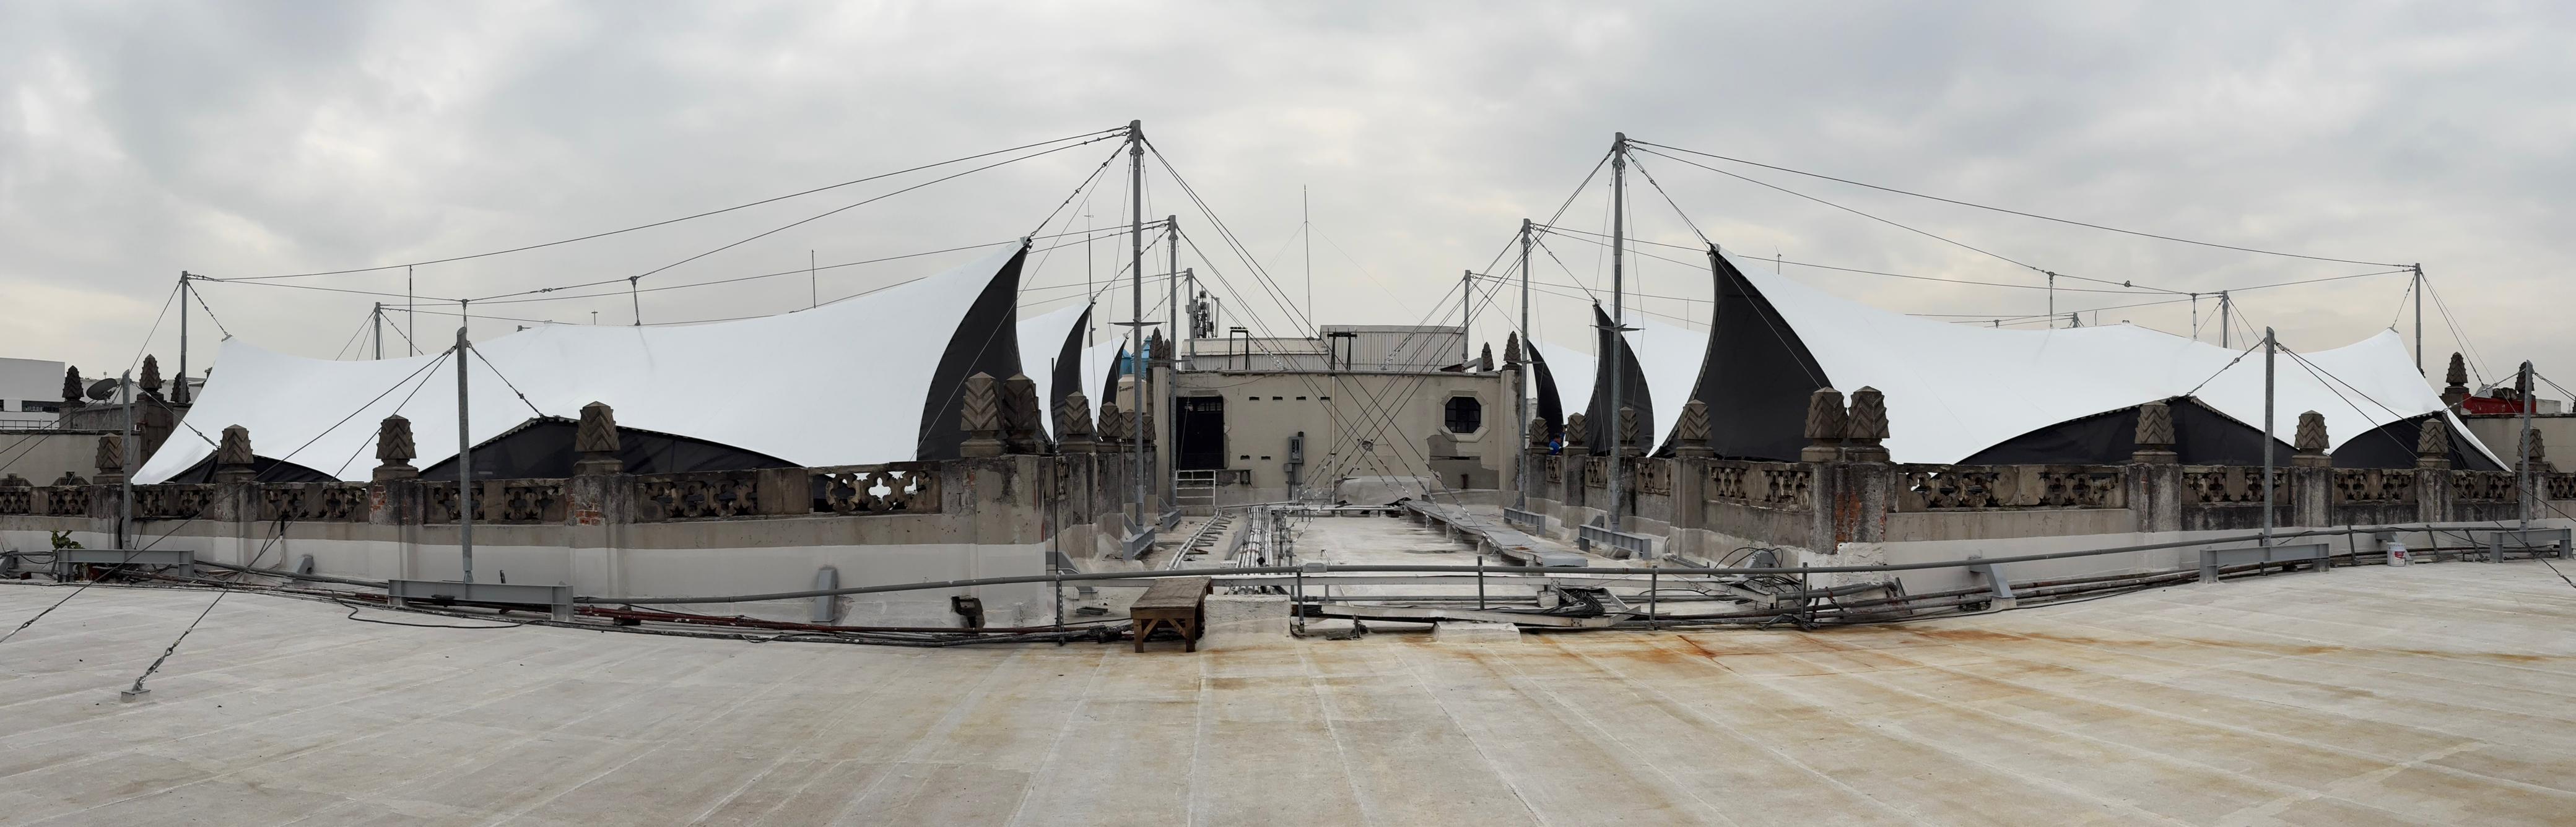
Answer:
[{"left": 1518, "top": 383, "right": 2565, "bottom": 555}]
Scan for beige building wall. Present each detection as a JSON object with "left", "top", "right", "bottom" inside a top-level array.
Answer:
[
  {"left": 2461, "top": 413, "right": 2576, "bottom": 465},
  {"left": 1168, "top": 367, "right": 1519, "bottom": 501}
]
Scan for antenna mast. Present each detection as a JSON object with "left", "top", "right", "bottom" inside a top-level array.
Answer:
[{"left": 1606, "top": 133, "right": 1629, "bottom": 532}]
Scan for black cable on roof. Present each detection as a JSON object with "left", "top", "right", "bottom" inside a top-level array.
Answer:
[
  {"left": 219, "top": 126, "right": 1129, "bottom": 281},
  {"left": 1630, "top": 139, "right": 2408, "bottom": 269}
]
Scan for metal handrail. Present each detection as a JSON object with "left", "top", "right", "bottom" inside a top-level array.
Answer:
[{"left": 572, "top": 520, "right": 2546, "bottom": 605}]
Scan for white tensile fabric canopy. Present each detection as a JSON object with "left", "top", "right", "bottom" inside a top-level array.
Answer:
[
  {"left": 1079, "top": 339, "right": 1123, "bottom": 422},
  {"left": 1532, "top": 340, "right": 1595, "bottom": 423},
  {"left": 1726, "top": 252, "right": 2494, "bottom": 465},
  {"left": 137, "top": 247, "right": 1022, "bottom": 483},
  {"left": 1529, "top": 316, "right": 1706, "bottom": 452},
  {"left": 1627, "top": 316, "right": 1708, "bottom": 454},
  {"left": 1531, "top": 251, "right": 2491, "bottom": 465},
  {"left": 1016, "top": 304, "right": 1089, "bottom": 437}
]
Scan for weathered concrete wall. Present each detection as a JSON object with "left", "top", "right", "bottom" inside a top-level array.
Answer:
[
  {"left": 1882, "top": 508, "right": 2136, "bottom": 542},
  {"left": 0, "top": 430, "right": 116, "bottom": 485}
]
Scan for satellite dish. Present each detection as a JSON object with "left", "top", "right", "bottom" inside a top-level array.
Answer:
[{"left": 85, "top": 378, "right": 120, "bottom": 401}]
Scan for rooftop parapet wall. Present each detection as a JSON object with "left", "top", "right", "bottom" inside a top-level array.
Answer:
[
  {"left": 1519, "top": 385, "right": 2559, "bottom": 554},
  {"left": 1, "top": 401, "right": 1157, "bottom": 558}
]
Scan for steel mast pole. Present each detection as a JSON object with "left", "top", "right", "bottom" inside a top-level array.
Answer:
[
  {"left": 2520, "top": 360, "right": 2535, "bottom": 534},
  {"left": 373, "top": 303, "right": 385, "bottom": 360},
  {"left": 1518, "top": 219, "right": 1533, "bottom": 509},
  {"left": 1126, "top": 120, "right": 1147, "bottom": 527},
  {"left": 2220, "top": 292, "right": 2231, "bottom": 349},
  {"left": 175, "top": 272, "right": 190, "bottom": 404},
  {"left": 1606, "top": 134, "right": 1629, "bottom": 533},
  {"left": 2261, "top": 327, "right": 2275, "bottom": 548},
  {"left": 119, "top": 370, "right": 133, "bottom": 550},
  {"left": 1461, "top": 270, "right": 1474, "bottom": 365},
  {"left": 2413, "top": 264, "right": 2426, "bottom": 375},
  {"left": 1166, "top": 214, "right": 1180, "bottom": 512},
  {"left": 456, "top": 324, "right": 474, "bottom": 584}
]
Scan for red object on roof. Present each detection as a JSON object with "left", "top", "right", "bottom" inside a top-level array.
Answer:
[{"left": 2460, "top": 394, "right": 2537, "bottom": 415}]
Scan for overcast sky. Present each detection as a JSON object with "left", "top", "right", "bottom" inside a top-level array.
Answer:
[{"left": 7, "top": 1, "right": 2572, "bottom": 399}]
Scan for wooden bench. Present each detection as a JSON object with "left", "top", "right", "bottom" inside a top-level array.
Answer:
[{"left": 1129, "top": 576, "right": 1211, "bottom": 652}]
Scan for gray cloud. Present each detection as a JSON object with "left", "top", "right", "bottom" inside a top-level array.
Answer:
[{"left": 6, "top": 1, "right": 2572, "bottom": 400}]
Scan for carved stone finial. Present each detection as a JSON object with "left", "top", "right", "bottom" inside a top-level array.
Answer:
[
  {"left": 1529, "top": 414, "right": 1551, "bottom": 448},
  {"left": 1477, "top": 344, "right": 1494, "bottom": 371},
  {"left": 959, "top": 373, "right": 1003, "bottom": 457},
  {"left": 1001, "top": 374, "right": 1042, "bottom": 452},
  {"left": 1673, "top": 400, "right": 1713, "bottom": 458},
  {"left": 215, "top": 425, "right": 256, "bottom": 482},
  {"left": 1056, "top": 392, "right": 1095, "bottom": 453},
  {"left": 373, "top": 415, "right": 419, "bottom": 480},
  {"left": 2416, "top": 418, "right": 2453, "bottom": 469},
  {"left": 2524, "top": 428, "right": 2551, "bottom": 472},
  {"left": 1502, "top": 332, "right": 1522, "bottom": 365},
  {"left": 1617, "top": 405, "right": 1640, "bottom": 448},
  {"left": 139, "top": 355, "right": 163, "bottom": 399},
  {"left": 1149, "top": 330, "right": 1170, "bottom": 363},
  {"left": 570, "top": 401, "right": 624, "bottom": 475},
  {"left": 0, "top": 473, "right": 28, "bottom": 488},
  {"left": 2131, "top": 400, "right": 2177, "bottom": 464},
  {"left": 1844, "top": 387, "right": 1891, "bottom": 462},
  {"left": 1098, "top": 400, "right": 1127, "bottom": 443},
  {"left": 61, "top": 366, "right": 84, "bottom": 410},
  {"left": 2442, "top": 353, "right": 2471, "bottom": 408},
  {"left": 1564, "top": 412, "right": 1586, "bottom": 448},
  {"left": 53, "top": 471, "right": 85, "bottom": 487},
  {"left": 1801, "top": 388, "right": 1847, "bottom": 462},
  {"left": 94, "top": 435, "right": 125, "bottom": 483},
  {"left": 2292, "top": 410, "right": 2331, "bottom": 467}
]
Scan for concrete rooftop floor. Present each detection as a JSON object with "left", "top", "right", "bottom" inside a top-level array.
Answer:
[{"left": 4, "top": 557, "right": 2575, "bottom": 825}]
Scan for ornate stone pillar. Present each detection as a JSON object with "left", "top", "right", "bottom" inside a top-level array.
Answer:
[
  {"left": 1056, "top": 391, "right": 1097, "bottom": 454},
  {"left": 1564, "top": 413, "right": 1586, "bottom": 451},
  {"left": 2416, "top": 421, "right": 2452, "bottom": 470},
  {"left": 1801, "top": 388, "right": 1846, "bottom": 463},
  {"left": 214, "top": 425, "right": 256, "bottom": 483},
  {"left": 2125, "top": 400, "right": 2183, "bottom": 530},
  {"left": 2292, "top": 411, "right": 2331, "bottom": 468},
  {"left": 374, "top": 415, "right": 419, "bottom": 481},
  {"left": 2289, "top": 411, "right": 2331, "bottom": 526},
  {"left": 1001, "top": 373, "right": 1043, "bottom": 454},
  {"left": 93, "top": 435, "right": 125, "bottom": 485},
  {"left": 2416, "top": 420, "right": 2452, "bottom": 522},
  {"left": 208, "top": 426, "right": 257, "bottom": 534},
  {"left": 59, "top": 366, "right": 84, "bottom": 426},
  {"left": 572, "top": 402, "right": 624, "bottom": 475},
  {"left": 1097, "top": 400, "right": 1127, "bottom": 446},
  {"left": 958, "top": 373, "right": 1004, "bottom": 459},
  {"left": 1843, "top": 387, "right": 1890, "bottom": 463},
  {"left": 136, "top": 355, "right": 173, "bottom": 462},
  {"left": 1672, "top": 400, "right": 1712, "bottom": 459},
  {"left": 2440, "top": 353, "right": 2471, "bottom": 410},
  {"left": 2131, "top": 401, "right": 2177, "bottom": 464}
]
